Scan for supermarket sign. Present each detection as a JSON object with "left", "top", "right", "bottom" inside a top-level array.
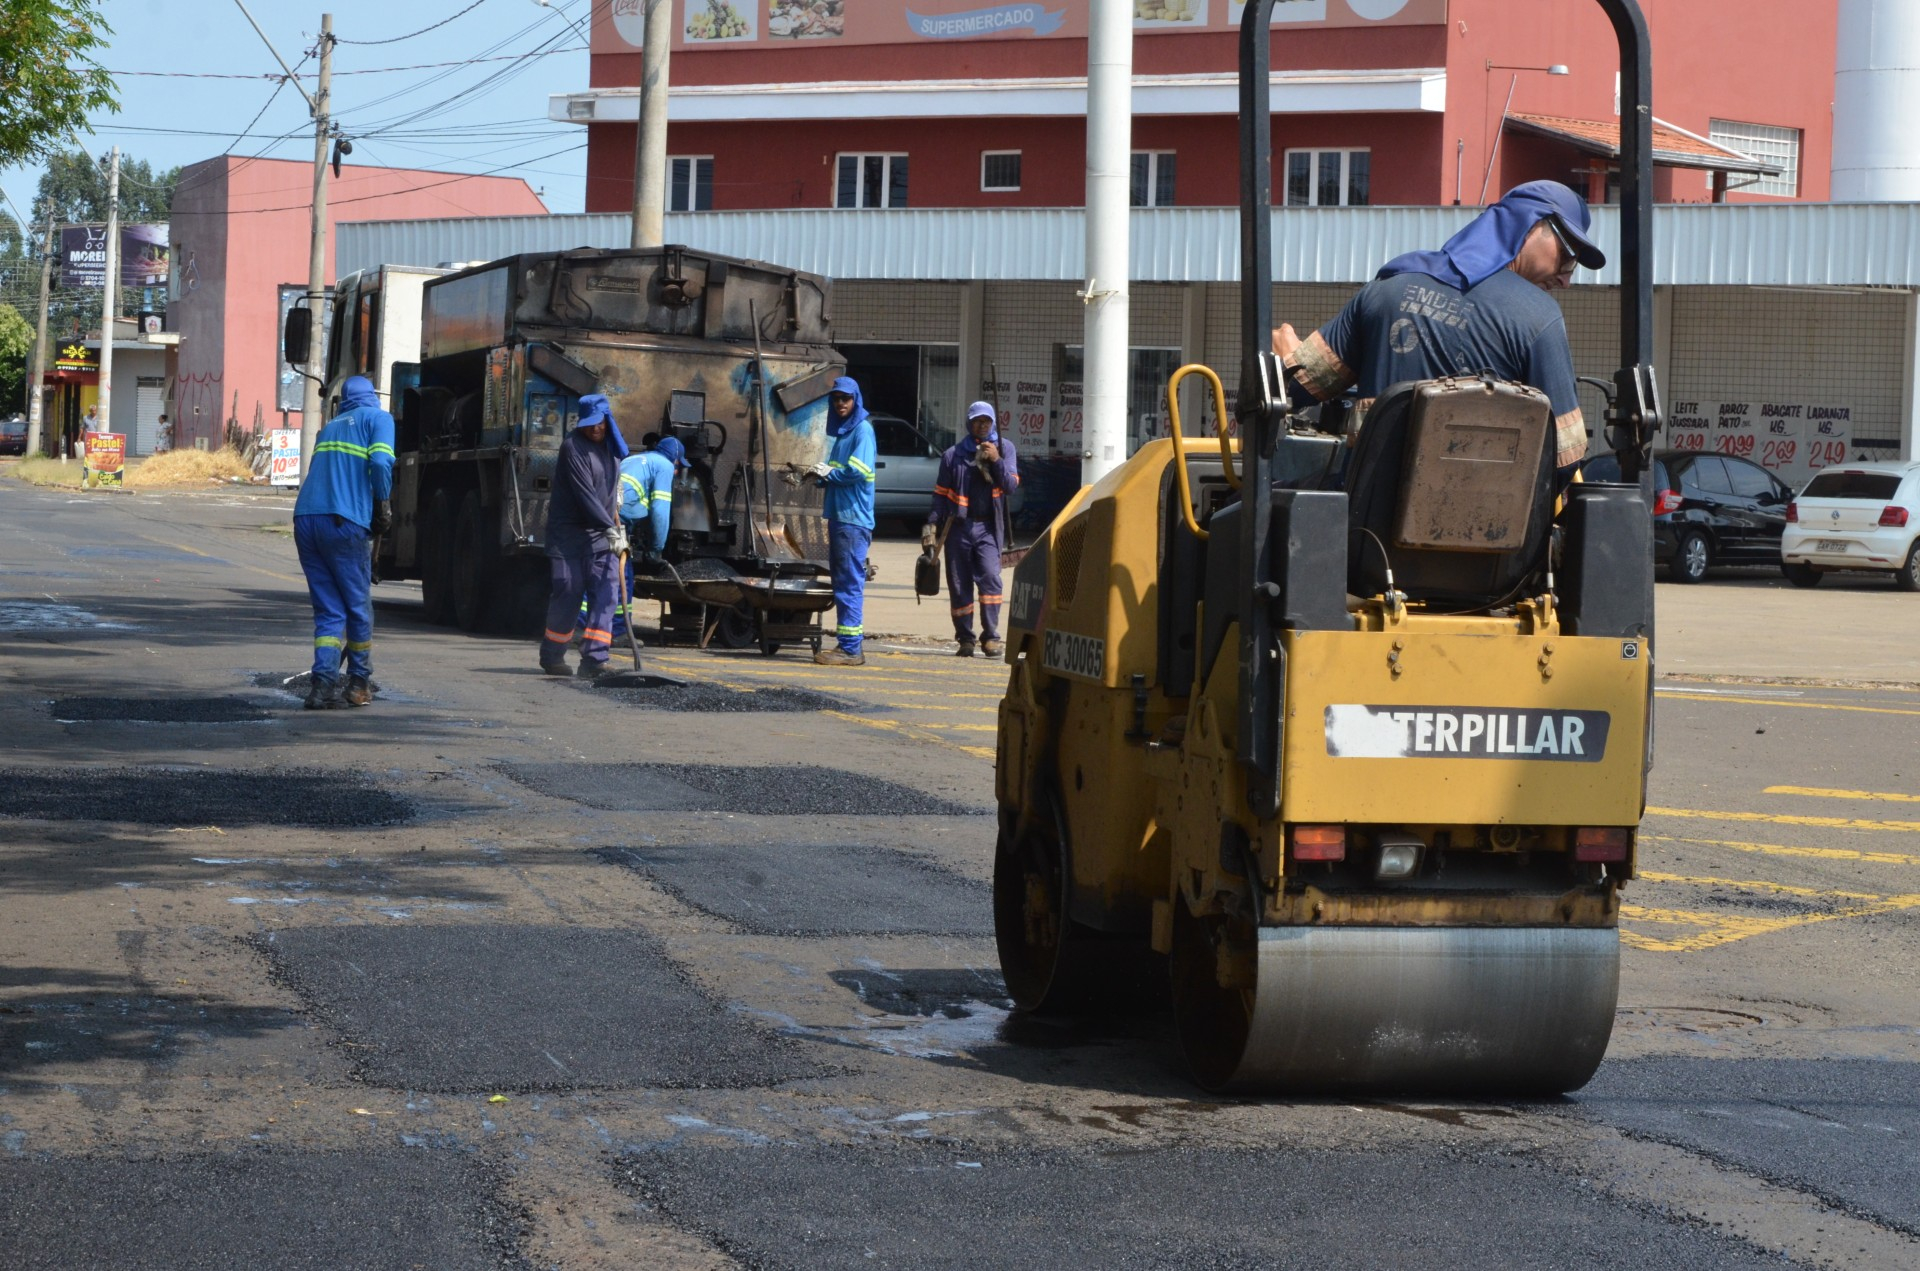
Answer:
[{"left": 1664, "top": 400, "right": 1854, "bottom": 493}]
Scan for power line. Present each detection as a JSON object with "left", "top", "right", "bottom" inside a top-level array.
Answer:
[
  {"left": 106, "top": 46, "right": 585, "bottom": 79},
  {"left": 336, "top": 0, "right": 490, "bottom": 45}
]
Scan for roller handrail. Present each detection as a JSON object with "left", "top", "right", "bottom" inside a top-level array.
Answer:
[{"left": 1165, "top": 363, "right": 1239, "bottom": 541}]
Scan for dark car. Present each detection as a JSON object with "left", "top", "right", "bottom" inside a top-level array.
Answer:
[
  {"left": 1581, "top": 448, "right": 1795, "bottom": 583},
  {"left": 0, "top": 417, "right": 27, "bottom": 457}
]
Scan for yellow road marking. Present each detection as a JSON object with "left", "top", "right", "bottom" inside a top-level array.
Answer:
[
  {"left": 824, "top": 710, "right": 995, "bottom": 761},
  {"left": 1647, "top": 805, "right": 1920, "bottom": 834},
  {"left": 1645, "top": 833, "right": 1920, "bottom": 868},
  {"left": 1763, "top": 785, "right": 1920, "bottom": 804},
  {"left": 1636, "top": 871, "right": 1883, "bottom": 901},
  {"left": 1655, "top": 690, "right": 1920, "bottom": 718},
  {"left": 1622, "top": 889, "right": 1920, "bottom": 953}
]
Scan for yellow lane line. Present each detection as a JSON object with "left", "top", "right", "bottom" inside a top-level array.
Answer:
[
  {"left": 920, "top": 723, "right": 998, "bottom": 732},
  {"left": 1656, "top": 691, "right": 1920, "bottom": 718},
  {"left": 1763, "top": 785, "right": 1920, "bottom": 804},
  {"left": 1635, "top": 870, "right": 1883, "bottom": 901},
  {"left": 824, "top": 709, "right": 995, "bottom": 761},
  {"left": 1647, "top": 805, "right": 1920, "bottom": 834},
  {"left": 1622, "top": 891, "right": 1920, "bottom": 953},
  {"left": 1645, "top": 833, "right": 1920, "bottom": 868}
]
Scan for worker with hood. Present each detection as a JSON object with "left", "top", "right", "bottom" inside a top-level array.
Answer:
[
  {"left": 809, "top": 376, "right": 877, "bottom": 666},
  {"left": 1274, "top": 179, "right": 1605, "bottom": 473},
  {"left": 924, "top": 400, "right": 1020, "bottom": 657},
  {"left": 292, "top": 374, "right": 395, "bottom": 709},
  {"left": 541, "top": 393, "right": 628, "bottom": 678},
  {"left": 608, "top": 434, "right": 685, "bottom": 638}
]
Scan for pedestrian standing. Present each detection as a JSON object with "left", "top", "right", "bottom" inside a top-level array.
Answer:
[
  {"left": 541, "top": 393, "right": 628, "bottom": 679},
  {"left": 291, "top": 375, "right": 394, "bottom": 709},
  {"left": 156, "top": 413, "right": 173, "bottom": 453},
  {"left": 925, "top": 401, "right": 1020, "bottom": 657},
  {"left": 811, "top": 377, "right": 877, "bottom": 666}
]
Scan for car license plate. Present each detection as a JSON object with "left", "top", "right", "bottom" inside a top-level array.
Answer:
[{"left": 1816, "top": 539, "right": 1851, "bottom": 552}]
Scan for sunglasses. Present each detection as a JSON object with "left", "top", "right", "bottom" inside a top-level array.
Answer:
[{"left": 1544, "top": 217, "right": 1580, "bottom": 271}]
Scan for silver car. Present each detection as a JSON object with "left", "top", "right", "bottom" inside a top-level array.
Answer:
[{"left": 869, "top": 412, "right": 942, "bottom": 530}]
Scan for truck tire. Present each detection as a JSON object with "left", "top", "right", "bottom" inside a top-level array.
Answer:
[
  {"left": 450, "top": 491, "right": 499, "bottom": 632},
  {"left": 418, "top": 488, "right": 455, "bottom": 625}
]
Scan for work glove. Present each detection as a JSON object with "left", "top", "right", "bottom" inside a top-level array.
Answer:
[
  {"left": 370, "top": 500, "right": 392, "bottom": 537},
  {"left": 920, "top": 523, "right": 938, "bottom": 550},
  {"left": 609, "top": 525, "right": 630, "bottom": 556},
  {"left": 808, "top": 461, "right": 833, "bottom": 481},
  {"left": 781, "top": 468, "right": 803, "bottom": 487}
]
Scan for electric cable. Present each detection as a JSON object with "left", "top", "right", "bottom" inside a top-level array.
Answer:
[{"left": 336, "top": 0, "right": 490, "bottom": 45}]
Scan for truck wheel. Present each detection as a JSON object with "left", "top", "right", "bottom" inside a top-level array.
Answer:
[
  {"left": 713, "top": 601, "right": 756, "bottom": 649},
  {"left": 450, "top": 492, "right": 498, "bottom": 632},
  {"left": 1781, "top": 561, "right": 1822, "bottom": 589},
  {"left": 418, "top": 489, "right": 455, "bottom": 625}
]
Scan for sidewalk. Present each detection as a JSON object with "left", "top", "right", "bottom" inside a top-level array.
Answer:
[{"left": 863, "top": 533, "right": 1919, "bottom": 684}]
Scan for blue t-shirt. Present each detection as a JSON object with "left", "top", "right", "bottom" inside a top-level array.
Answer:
[{"left": 1316, "top": 269, "right": 1579, "bottom": 417}]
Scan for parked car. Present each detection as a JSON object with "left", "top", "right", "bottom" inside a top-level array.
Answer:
[
  {"left": 0, "top": 417, "right": 27, "bottom": 457},
  {"left": 1780, "top": 460, "right": 1920, "bottom": 589},
  {"left": 1581, "top": 448, "right": 1795, "bottom": 583},
  {"left": 869, "top": 412, "right": 942, "bottom": 530}
]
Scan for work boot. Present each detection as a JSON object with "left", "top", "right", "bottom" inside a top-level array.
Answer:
[
  {"left": 954, "top": 640, "right": 976, "bottom": 658},
  {"left": 575, "top": 659, "right": 609, "bottom": 680},
  {"left": 981, "top": 638, "right": 1005, "bottom": 658},
  {"left": 341, "top": 675, "right": 373, "bottom": 707},
  {"left": 303, "top": 676, "right": 341, "bottom": 710},
  {"left": 815, "top": 647, "right": 866, "bottom": 667},
  {"left": 540, "top": 660, "right": 571, "bottom": 677}
]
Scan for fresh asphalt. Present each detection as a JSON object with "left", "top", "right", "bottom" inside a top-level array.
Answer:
[{"left": 0, "top": 479, "right": 1916, "bottom": 1269}]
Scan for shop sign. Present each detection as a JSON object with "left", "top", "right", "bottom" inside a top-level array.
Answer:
[
  {"left": 54, "top": 342, "right": 98, "bottom": 373},
  {"left": 58, "top": 224, "right": 169, "bottom": 289},
  {"left": 1664, "top": 399, "right": 1854, "bottom": 491},
  {"left": 269, "top": 429, "right": 302, "bottom": 487},
  {"left": 83, "top": 432, "right": 125, "bottom": 488}
]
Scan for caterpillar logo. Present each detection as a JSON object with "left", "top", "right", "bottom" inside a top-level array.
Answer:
[
  {"left": 1325, "top": 705, "right": 1610, "bottom": 762},
  {"left": 1043, "top": 629, "right": 1105, "bottom": 681}
]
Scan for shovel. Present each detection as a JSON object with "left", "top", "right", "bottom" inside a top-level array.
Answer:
[{"left": 596, "top": 544, "right": 683, "bottom": 689}]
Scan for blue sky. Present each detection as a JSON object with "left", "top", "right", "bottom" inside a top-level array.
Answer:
[{"left": 0, "top": 0, "right": 595, "bottom": 224}]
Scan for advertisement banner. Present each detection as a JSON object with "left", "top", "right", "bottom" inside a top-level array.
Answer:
[
  {"left": 1664, "top": 398, "right": 1854, "bottom": 493},
  {"left": 58, "top": 224, "right": 169, "bottom": 290},
  {"left": 82, "top": 432, "right": 125, "bottom": 488},
  {"left": 595, "top": 0, "right": 1444, "bottom": 51},
  {"left": 269, "top": 429, "right": 303, "bottom": 487}
]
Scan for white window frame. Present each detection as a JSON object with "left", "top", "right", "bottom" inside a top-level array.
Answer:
[
  {"left": 1707, "top": 119, "right": 1800, "bottom": 198},
  {"left": 668, "top": 155, "right": 713, "bottom": 212},
  {"left": 1282, "top": 148, "right": 1371, "bottom": 207},
  {"left": 834, "top": 152, "right": 909, "bottom": 209},
  {"left": 980, "top": 150, "right": 1022, "bottom": 193},
  {"left": 1130, "top": 150, "right": 1177, "bottom": 207}
]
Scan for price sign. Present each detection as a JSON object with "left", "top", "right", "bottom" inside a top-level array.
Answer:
[
  {"left": 269, "top": 429, "right": 302, "bottom": 487},
  {"left": 1664, "top": 400, "right": 1850, "bottom": 491},
  {"left": 1054, "top": 381, "right": 1084, "bottom": 452},
  {"left": 1013, "top": 380, "right": 1049, "bottom": 448}
]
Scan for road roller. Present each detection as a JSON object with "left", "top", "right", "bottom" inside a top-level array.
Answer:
[{"left": 992, "top": 0, "right": 1663, "bottom": 1094}]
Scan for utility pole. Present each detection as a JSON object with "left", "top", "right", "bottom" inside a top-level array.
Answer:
[
  {"left": 98, "top": 146, "right": 120, "bottom": 439},
  {"left": 630, "top": 0, "right": 672, "bottom": 249},
  {"left": 1081, "top": 0, "right": 1132, "bottom": 485},
  {"left": 301, "top": 13, "right": 334, "bottom": 471},
  {"left": 25, "top": 201, "right": 53, "bottom": 457}
]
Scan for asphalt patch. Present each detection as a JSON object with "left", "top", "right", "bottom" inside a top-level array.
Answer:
[
  {"left": 828, "top": 967, "right": 1011, "bottom": 1017},
  {"left": 594, "top": 843, "right": 990, "bottom": 936},
  {"left": 616, "top": 1142, "right": 1785, "bottom": 1270},
  {"left": 499, "top": 763, "right": 981, "bottom": 817},
  {"left": 0, "top": 1149, "right": 526, "bottom": 1270},
  {"left": 254, "top": 923, "right": 818, "bottom": 1092},
  {"left": 50, "top": 696, "right": 271, "bottom": 724},
  {"left": 592, "top": 682, "right": 851, "bottom": 712},
  {"left": 0, "top": 768, "right": 411, "bottom": 828},
  {"left": 1574, "top": 1056, "right": 1920, "bottom": 1233}
]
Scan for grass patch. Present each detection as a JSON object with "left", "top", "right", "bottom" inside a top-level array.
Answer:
[{"left": 8, "top": 456, "right": 86, "bottom": 487}]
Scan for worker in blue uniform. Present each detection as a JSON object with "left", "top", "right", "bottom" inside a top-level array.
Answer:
[
  {"left": 542, "top": 394, "right": 627, "bottom": 678},
  {"left": 292, "top": 375, "right": 395, "bottom": 709},
  {"left": 925, "top": 401, "right": 1020, "bottom": 657},
  {"left": 609, "top": 434, "right": 685, "bottom": 637},
  {"left": 811, "top": 377, "right": 877, "bottom": 667}
]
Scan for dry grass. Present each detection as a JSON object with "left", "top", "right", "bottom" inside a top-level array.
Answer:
[
  {"left": 8, "top": 456, "right": 86, "bottom": 487},
  {"left": 123, "top": 447, "right": 255, "bottom": 489}
]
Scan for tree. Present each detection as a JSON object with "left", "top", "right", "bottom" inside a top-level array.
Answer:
[
  {"left": 36, "top": 149, "right": 179, "bottom": 226},
  {"left": 0, "top": 2, "right": 117, "bottom": 168},
  {"left": 0, "top": 302, "right": 34, "bottom": 415}
]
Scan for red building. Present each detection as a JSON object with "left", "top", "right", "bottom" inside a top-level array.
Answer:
[
  {"left": 563, "top": 0, "right": 1833, "bottom": 214},
  {"left": 166, "top": 157, "right": 548, "bottom": 451}
]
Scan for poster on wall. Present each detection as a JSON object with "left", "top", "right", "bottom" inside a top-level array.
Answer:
[
  {"left": 594, "top": 0, "right": 1444, "bottom": 52},
  {"left": 1663, "top": 398, "right": 1854, "bottom": 493},
  {"left": 1013, "top": 380, "right": 1050, "bottom": 448},
  {"left": 58, "top": 224, "right": 169, "bottom": 289}
]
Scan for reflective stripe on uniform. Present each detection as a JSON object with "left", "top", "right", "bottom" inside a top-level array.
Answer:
[
  {"left": 315, "top": 635, "right": 344, "bottom": 649},
  {"left": 951, "top": 603, "right": 975, "bottom": 617},
  {"left": 979, "top": 594, "right": 1003, "bottom": 605},
  {"left": 835, "top": 624, "right": 863, "bottom": 637},
  {"left": 848, "top": 456, "right": 876, "bottom": 481},
  {"left": 543, "top": 628, "right": 574, "bottom": 644},
  {"left": 346, "top": 639, "right": 372, "bottom": 652},
  {"left": 583, "top": 627, "right": 613, "bottom": 642}
]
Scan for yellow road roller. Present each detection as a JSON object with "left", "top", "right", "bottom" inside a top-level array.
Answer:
[{"left": 994, "top": 0, "right": 1663, "bottom": 1094}]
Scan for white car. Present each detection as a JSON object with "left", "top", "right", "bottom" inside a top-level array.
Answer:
[{"left": 1781, "top": 460, "right": 1920, "bottom": 589}]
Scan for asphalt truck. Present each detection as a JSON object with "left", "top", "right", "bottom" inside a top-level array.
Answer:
[{"left": 287, "top": 246, "right": 845, "bottom": 640}]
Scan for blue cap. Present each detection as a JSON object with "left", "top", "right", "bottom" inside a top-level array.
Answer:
[
  {"left": 577, "top": 393, "right": 613, "bottom": 429},
  {"left": 967, "top": 401, "right": 996, "bottom": 421},
  {"left": 654, "top": 435, "right": 687, "bottom": 468}
]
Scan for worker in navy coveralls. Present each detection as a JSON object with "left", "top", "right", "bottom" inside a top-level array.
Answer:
[
  {"left": 924, "top": 400, "right": 1020, "bottom": 657},
  {"left": 541, "top": 394, "right": 628, "bottom": 679},
  {"left": 291, "top": 375, "right": 395, "bottom": 710}
]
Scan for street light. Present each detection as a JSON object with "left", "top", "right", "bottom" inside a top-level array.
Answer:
[{"left": 1479, "top": 61, "right": 1571, "bottom": 205}]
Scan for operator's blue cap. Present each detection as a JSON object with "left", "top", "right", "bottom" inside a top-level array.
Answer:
[
  {"left": 577, "top": 394, "right": 613, "bottom": 429},
  {"left": 654, "top": 435, "right": 687, "bottom": 468},
  {"left": 967, "top": 401, "right": 996, "bottom": 421}
]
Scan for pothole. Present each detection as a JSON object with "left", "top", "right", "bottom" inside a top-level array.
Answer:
[
  {"left": 50, "top": 696, "right": 271, "bottom": 724},
  {"left": 590, "top": 683, "right": 852, "bottom": 712},
  {"left": 0, "top": 767, "right": 413, "bottom": 828},
  {"left": 500, "top": 763, "right": 983, "bottom": 817}
]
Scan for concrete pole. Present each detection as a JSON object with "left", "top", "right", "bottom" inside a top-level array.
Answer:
[
  {"left": 25, "top": 202, "right": 52, "bottom": 457},
  {"left": 1081, "top": 0, "right": 1132, "bottom": 485},
  {"left": 97, "top": 146, "right": 119, "bottom": 440},
  {"left": 631, "top": 0, "right": 672, "bottom": 249},
  {"left": 301, "top": 14, "right": 333, "bottom": 470}
]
